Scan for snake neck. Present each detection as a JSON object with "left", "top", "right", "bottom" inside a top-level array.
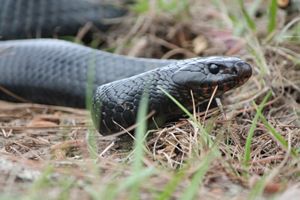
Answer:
[{"left": 92, "top": 67, "right": 209, "bottom": 135}]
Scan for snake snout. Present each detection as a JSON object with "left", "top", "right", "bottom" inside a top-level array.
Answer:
[{"left": 234, "top": 61, "right": 252, "bottom": 79}]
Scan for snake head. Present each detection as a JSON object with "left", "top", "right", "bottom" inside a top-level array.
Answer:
[{"left": 171, "top": 56, "right": 252, "bottom": 97}]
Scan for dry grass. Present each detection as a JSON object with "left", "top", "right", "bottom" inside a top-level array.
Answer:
[{"left": 0, "top": 0, "right": 300, "bottom": 199}]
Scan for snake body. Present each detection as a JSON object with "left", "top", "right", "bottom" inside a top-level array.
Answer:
[
  {"left": 0, "top": 39, "right": 173, "bottom": 108},
  {"left": 0, "top": 1, "right": 252, "bottom": 135},
  {"left": 0, "top": 0, "right": 125, "bottom": 40}
]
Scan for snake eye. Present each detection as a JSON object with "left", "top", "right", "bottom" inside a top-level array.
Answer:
[{"left": 208, "top": 64, "right": 220, "bottom": 74}]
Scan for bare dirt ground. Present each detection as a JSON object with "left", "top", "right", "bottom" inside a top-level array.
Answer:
[{"left": 0, "top": 0, "right": 300, "bottom": 199}]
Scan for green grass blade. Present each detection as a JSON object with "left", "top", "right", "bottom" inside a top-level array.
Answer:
[
  {"left": 93, "top": 168, "right": 155, "bottom": 200},
  {"left": 158, "top": 86, "right": 213, "bottom": 147},
  {"left": 86, "top": 51, "right": 96, "bottom": 111},
  {"left": 243, "top": 91, "right": 272, "bottom": 167},
  {"left": 158, "top": 0, "right": 178, "bottom": 11},
  {"left": 267, "top": 0, "right": 278, "bottom": 34},
  {"left": 238, "top": 0, "right": 256, "bottom": 31},
  {"left": 133, "top": 92, "right": 149, "bottom": 171},
  {"left": 158, "top": 87, "right": 193, "bottom": 120},
  {"left": 155, "top": 169, "right": 186, "bottom": 200},
  {"left": 246, "top": 33, "right": 270, "bottom": 75},
  {"left": 84, "top": 185, "right": 103, "bottom": 200},
  {"left": 56, "top": 177, "right": 76, "bottom": 200},
  {"left": 157, "top": 87, "right": 221, "bottom": 200},
  {"left": 130, "top": 92, "right": 150, "bottom": 200},
  {"left": 180, "top": 148, "right": 218, "bottom": 200},
  {"left": 255, "top": 104, "right": 298, "bottom": 157},
  {"left": 118, "top": 167, "right": 156, "bottom": 193},
  {"left": 86, "top": 51, "right": 98, "bottom": 159},
  {"left": 131, "top": 0, "right": 150, "bottom": 13},
  {"left": 247, "top": 175, "right": 267, "bottom": 200},
  {"left": 157, "top": 0, "right": 189, "bottom": 14},
  {"left": 25, "top": 166, "right": 54, "bottom": 200}
]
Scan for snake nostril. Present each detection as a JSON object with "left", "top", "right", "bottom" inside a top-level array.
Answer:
[{"left": 232, "top": 66, "right": 238, "bottom": 75}]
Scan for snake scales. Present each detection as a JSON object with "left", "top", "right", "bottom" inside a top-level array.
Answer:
[{"left": 0, "top": 0, "right": 252, "bottom": 135}]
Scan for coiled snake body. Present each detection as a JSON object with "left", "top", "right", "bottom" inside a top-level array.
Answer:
[{"left": 0, "top": 0, "right": 252, "bottom": 135}]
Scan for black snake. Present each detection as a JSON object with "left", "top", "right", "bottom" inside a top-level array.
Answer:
[{"left": 0, "top": 0, "right": 252, "bottom": 135}]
